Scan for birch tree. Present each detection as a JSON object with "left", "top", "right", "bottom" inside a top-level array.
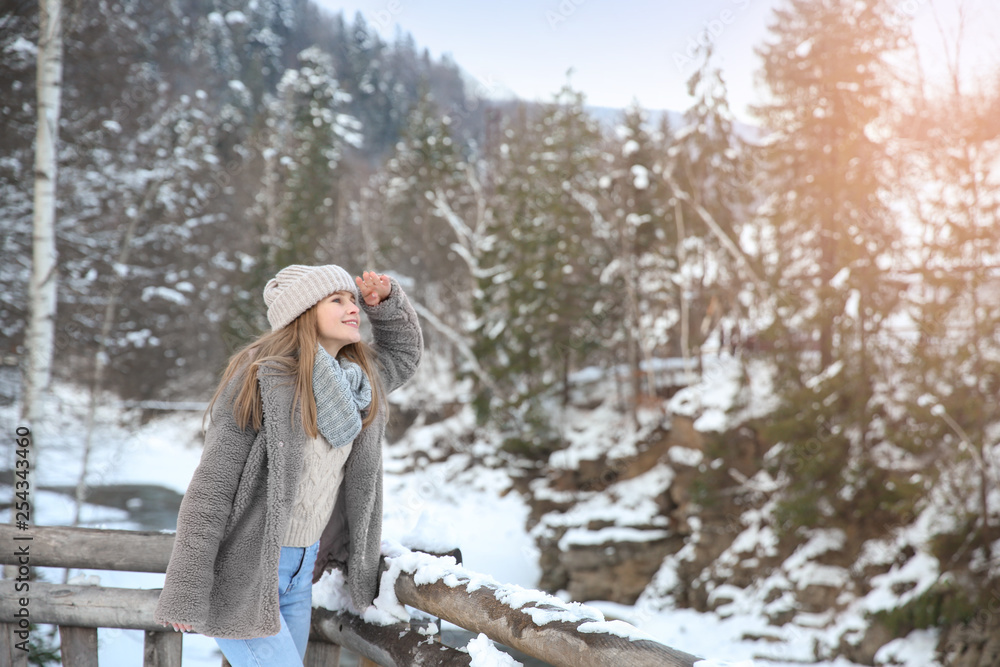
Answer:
[{"left": 22, "top": 0, "right": 63, "bottom": 436}]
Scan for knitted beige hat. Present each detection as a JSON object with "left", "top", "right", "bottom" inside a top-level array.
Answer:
[{"left": 263, "top": 264, "right": 358, "bottom": 331}]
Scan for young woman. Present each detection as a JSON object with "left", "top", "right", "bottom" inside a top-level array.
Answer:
[{"left": 154, "top": 264, "right": 423, "bottom": 666}]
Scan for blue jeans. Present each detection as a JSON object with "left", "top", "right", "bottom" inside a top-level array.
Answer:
[{"left": 215, "top": 540, "right": 319, "bottom": 667}]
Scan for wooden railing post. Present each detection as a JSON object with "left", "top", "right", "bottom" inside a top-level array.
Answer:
[
  {"left": 1, "top": 623, "right": 30, "bottom": 667},
  {"left": 58, "top": 625, "right": 98, "bottom": 667},
  {"left": 143, "top": 630, "right": 182, "bottom": 667},
  {"left": 304, "top": 640, "right": 341, "bottom": 667}
]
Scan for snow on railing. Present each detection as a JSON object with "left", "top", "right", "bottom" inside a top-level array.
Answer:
[{"left": 314, "top": 540, "right": 703, "bottom": 667}]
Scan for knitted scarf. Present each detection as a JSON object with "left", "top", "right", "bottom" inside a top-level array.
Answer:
[{"left": 312, "top": 343, "right": 372, "bottom": 449}]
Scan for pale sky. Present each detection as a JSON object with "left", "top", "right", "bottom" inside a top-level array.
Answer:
[{"left": 313, "top": 0, "right": 999, "bottom": 122}]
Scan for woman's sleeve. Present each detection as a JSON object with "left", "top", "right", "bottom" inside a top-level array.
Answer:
[
  {"left": 154, "top": 373, "right": 257, "bottom": 628},
  {"left": 361, "top": 277, "right": 423, "bottom": 394}
]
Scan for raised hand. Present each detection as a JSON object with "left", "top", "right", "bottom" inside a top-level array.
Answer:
[{"left": 355, "top": 271, "right": 391, "bottom": 306}]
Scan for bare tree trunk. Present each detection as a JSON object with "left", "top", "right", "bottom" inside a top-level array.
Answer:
[
  {"left": 674, "top": 199, "right": 691, "bottom": 384},
  {"left": 621, "top": 215, "right": 639, "bottom": 430},
  {"left": 625, "top": 224, "right": 657, "bottom": 405}
]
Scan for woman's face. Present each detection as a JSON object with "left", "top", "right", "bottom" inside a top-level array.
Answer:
[{"left": 315, "top": 290, "right": 361, "bottom": 355}]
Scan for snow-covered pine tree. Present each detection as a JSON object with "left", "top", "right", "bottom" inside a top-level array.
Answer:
[
  {"left": 896, "top": 73, "right": 1000, "bottom": 557},
  {"left": 327, "top": 12, "right": 399, "bottom": 155},
  {"left": 185, "top": 0, "right": 295, "bottom": 110},
  {"left": 378, "top": 91, "right": 473, "bottom": 332},
  {"left": 668, "top": 48, "right": 755, "bottom": 374},
  {"left": 314, "top": 13, "right": 472, "bottom": 159},
  {"left": 752, "top": 0, "right": 909, "bottom": 533},
  {"left": 473, "top": 85, "right": 609, "bottom": 452},
  {"left": 600, "top": 103, "right": 677, "bottom": 420},
  {"left": 472, "top": 105, "right": 548, "bottom": 448},
  {"left": 274, "top": 46, "right": 360, "bottom": 265},
  {"left": 224, "top": 46, "right": 361, "bottom": 350}
]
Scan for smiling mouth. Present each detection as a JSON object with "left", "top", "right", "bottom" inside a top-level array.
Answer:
[{"left": 344, "top": 320, "right": 359, "bottom": 327}]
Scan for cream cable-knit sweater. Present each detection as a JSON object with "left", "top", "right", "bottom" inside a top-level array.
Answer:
[{"left": 282, "top": 433, "right": 353, "bottom": 547}]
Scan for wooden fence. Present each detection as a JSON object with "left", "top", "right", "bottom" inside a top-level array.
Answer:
[{"left": 0, "top": 525, "right": 702, "bottom": 667}]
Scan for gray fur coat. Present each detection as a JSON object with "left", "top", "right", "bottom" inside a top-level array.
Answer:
[{"left": 154, "top": 279, "right": 422, "bottom": 639}]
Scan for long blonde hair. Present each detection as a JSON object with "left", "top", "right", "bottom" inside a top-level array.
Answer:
[{"left": 205, "top": 302, "right": 385, "bottom": 436}]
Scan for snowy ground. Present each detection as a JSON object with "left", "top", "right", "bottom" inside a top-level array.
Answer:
[{"left": 0, "top": 378, "right": 939, "bottom": 666}]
